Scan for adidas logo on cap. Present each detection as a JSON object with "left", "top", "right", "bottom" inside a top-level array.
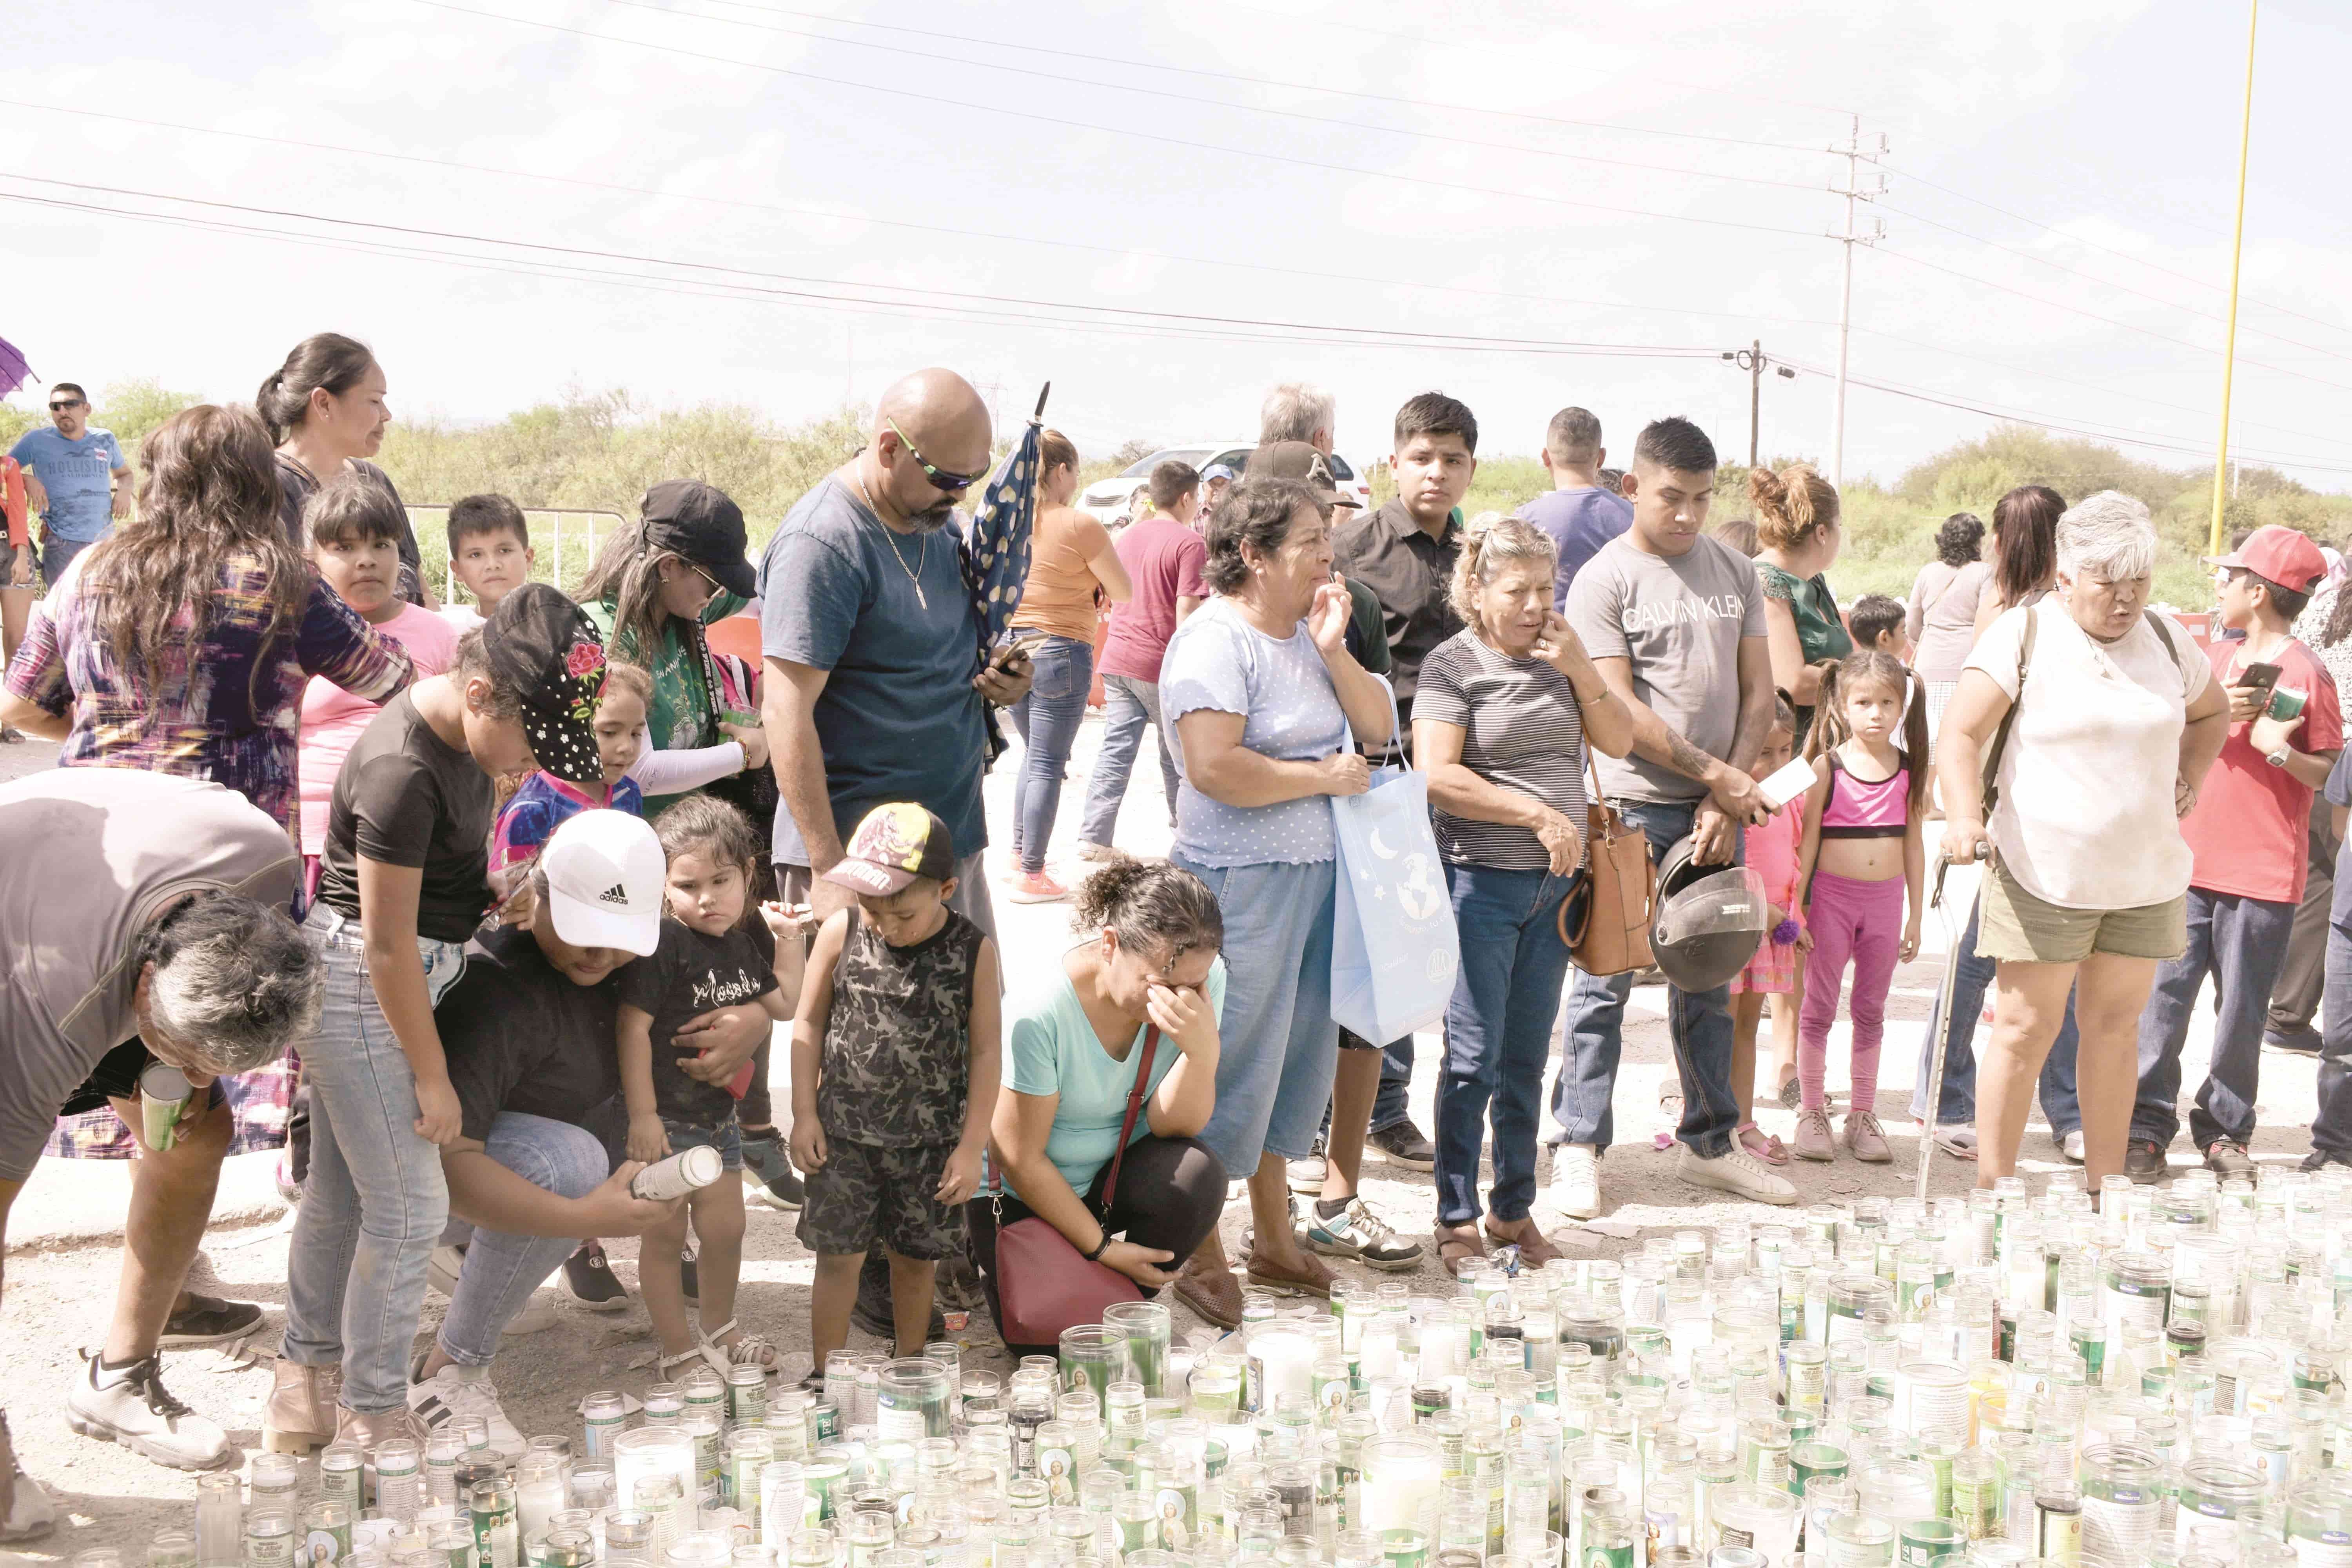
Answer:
[{"left": 598, "top": 883, "right": 630, "bottom": 906}]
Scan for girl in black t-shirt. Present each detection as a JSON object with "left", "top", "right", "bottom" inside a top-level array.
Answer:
[{"left": 271, "top": 586, "right": 610, "bottom": 1455}]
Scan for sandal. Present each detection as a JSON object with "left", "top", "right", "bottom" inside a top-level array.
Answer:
[
  {"left": 1433, "top": 1224, "right": 1486, "bottom": 1272},
  {"left": 1776, "top": 1068, "right": 1802, "bottom": 1111},
  {"left": 1653, "top": 1091, "right": 1684, "bottom": 1151},
  {"left": 659, "top": 1343, "right": 724, "bottom": 1379},
  {"left": 1735, "top": 1121, "right": 1789, "bottom": 1166},
  {"left": 703, "top": 1318, "right": 779, "bottom": 1374},
  {"left": 1922, "top": 1120, "right": 1980, "bottom": 1160},
  {"left": 1481, "top": 1218, "right": 1561, "bottom": 1268}
]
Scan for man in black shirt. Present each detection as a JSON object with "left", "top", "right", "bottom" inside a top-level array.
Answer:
[{"left": 401, "top": 812, "right": 715, "bottom": 1454}]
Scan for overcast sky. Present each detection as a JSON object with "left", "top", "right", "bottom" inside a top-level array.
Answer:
[{"left": 8, "top": 0, "right": 2349, "bottom": 492}]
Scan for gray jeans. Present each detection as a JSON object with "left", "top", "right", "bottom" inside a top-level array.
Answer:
[{"left": 1077, "top": 674, "right": 1178, "bottom": 848}]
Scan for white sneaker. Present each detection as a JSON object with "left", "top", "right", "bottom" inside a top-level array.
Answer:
[
  {"left": 64, "top": 1352, "right": 232, "bottom": 1470},
  {"left": 407, "top": 1362, "right": 524, "bottom": 1461},
  {"left": 1678, "top": 1142, "right": 1798, "bottom": 1205},
  {"left": 2060, "top": 1128, "right": 2086, "bottom": 1164},
  {"left": 427, "top": 1244, "right": 554, "bottom": 1334},
  {"left": 1550, "top": 1144, "right": 1602, "bottom": 1220}
]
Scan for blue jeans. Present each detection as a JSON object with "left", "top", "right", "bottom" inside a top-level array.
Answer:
[
  {"left": 1436, "top": 864, "right": 1580, "bottom": 1226},
  {"left": 1008, "top": 634, "right": 1095, "bottom": 874},
  {"left": 436, "top": 1112, "right": 614, "bottom": 1367},
  {"left": 2132, "top": 887, "right": 2296, "bottom": 1151},
  {"left": 1545, "top": 800, "right": 1742, "bottom": 1159},
  {"left": 1176, "top": 855, "right": 1339, "bottom": 1173},
  {"left": 1077, "top": 674, "right": 1178, "bottom": 848},
  {"left": 1910, "top": 896, "right": 2082, "bottom": 1134},
  {"left": 283, "top": 907, "right": 469, "bottom": 1413},
  {"left": 2314, "top": 921, "right": 2352, "bottom": 1155},
  {"left": 40, "top": 533, "right": 95, "bottom": 589}
]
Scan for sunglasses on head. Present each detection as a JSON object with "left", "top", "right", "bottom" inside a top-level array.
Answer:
[{"left": 884, "top": 417, "right": 985, "bottom": 493}]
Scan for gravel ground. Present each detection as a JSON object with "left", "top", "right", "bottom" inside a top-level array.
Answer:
[{"left": 0, "top": 713, "right": 2311, "bottom": 1559}]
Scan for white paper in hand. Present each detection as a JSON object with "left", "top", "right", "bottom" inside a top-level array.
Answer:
[{"left": 1757, "top": 756, "right": 1822, "bottom": 813}]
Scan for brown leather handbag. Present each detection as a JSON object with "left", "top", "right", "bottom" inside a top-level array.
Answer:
[
  {"left": 990, "top": 1027, "right": 1159, "bottom": 1347},
  {"left": 1560, "top": 796, "right": 1657, "bottom": 976}
]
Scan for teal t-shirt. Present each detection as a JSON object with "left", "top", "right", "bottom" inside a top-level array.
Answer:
[{"left": 1002, "top": 952, "right": 1228, "bottom": 1202}]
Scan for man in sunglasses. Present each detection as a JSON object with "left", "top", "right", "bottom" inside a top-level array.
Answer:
[
  {"left": 758, "top": 367, "right": 1033, "bottom": 1341},
  {"left": 7, "top": 383, "right": 131, "bottom": 589}
]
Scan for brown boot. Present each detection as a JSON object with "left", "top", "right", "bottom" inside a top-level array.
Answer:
[{"left": 261, "top": 1359, "right": 339, "bottom": 1455}]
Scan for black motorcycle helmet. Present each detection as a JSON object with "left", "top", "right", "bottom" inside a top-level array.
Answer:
[{"left": 1649, "top": 833, "right": 1771, "bottom": 993}]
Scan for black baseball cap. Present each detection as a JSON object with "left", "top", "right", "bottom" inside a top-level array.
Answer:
[
  {"left": 483, "top": 583, "right": 607, "bottom": 786},
  {"left": 640, "top": 479, "right": 756, "bottom": 599}
]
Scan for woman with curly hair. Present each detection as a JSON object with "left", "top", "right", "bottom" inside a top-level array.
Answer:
[{"left": 1749, "top": 462, "right": 1850, "bottom": 741}]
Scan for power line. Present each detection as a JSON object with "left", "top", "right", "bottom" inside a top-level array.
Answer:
[
  {"left": 1873, "top": 244, "right": 2352, "bottom": 398},
  {"left": 0, "top": 177, "right": 1727, "bottom": 360},
  {"left": 410, "top": 0, "right": 1829, "bottom": 242},
  {"left": 642, "top": 0, "right": 1832, "bottom": 184},
  {"left": 0, "top": 97, "right": 1853, "bottom": 336},
  {"left": 1883, "top": 161, "right": 2352, "bottom": 344}
]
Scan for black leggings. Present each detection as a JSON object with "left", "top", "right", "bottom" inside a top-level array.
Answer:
[{"left": 965, "top": 1134, "right": 1227, "bottom": 1359}]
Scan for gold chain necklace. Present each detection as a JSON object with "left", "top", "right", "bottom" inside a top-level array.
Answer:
[{"left": 853, "top": 470, "right": 927, "bottom": 611}]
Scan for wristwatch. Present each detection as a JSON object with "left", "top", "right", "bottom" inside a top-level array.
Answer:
[{"left": 2267, "top": 748, "right": 2292, "bottom": 769}]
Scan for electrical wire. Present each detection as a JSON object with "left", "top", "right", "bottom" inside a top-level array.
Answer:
[
  {"left": 0, "top": 180, "right": 1727, "bottom": 360},
  {"left": 617, "top": 0, "right": 1830, "bottom": 191},
  {"left": 408, "top": 0, "right": 1829, "bottom": 242},
  {"left": 0, "top": 97, "right": 1856, "bottom": 337},
  {"left": 685, "top": 0, "right": 1837, "bottom": 155}
]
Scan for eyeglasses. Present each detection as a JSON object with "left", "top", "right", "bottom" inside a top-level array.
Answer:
[
  {"left": 884, "top": 417, "right": 986, "bottom": 494},
  {"left": 47, "top": 399, "right": 83, "bottom": 412}
]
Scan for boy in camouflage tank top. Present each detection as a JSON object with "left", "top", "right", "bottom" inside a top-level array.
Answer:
[{"left": 791, "top": 804, "right": 1001, "bottom": 1374}]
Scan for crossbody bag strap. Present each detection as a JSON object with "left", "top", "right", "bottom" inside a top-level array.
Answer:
[{"left": 1097, "top": 1025, "right": 1161, "bottom": 1213}]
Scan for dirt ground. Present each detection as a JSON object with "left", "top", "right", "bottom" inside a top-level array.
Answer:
[{"left": 0, "top": 714, "right": 2314, "bottom": 1560}]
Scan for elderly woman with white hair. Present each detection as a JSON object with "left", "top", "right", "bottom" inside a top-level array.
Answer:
[{"left": 1939, "top": 491, "right": 2228, "bottom": 1190}]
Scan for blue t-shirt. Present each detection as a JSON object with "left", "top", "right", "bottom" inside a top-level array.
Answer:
[
  {"left": 1517, "top": 486, "right": 1632, "bottom": 610},
  {"left": 757, "top": 476, "right": 988, "bottom": 864},
  {"left": 9, "top": 426, "right": 126, "bottom": 543},
  {"left": 2328, "top": 747, "right": 2352, "bottom": 931},
  {"left": 1160, "top": 597, "right": 1347, "bottom": 867},
  {"left": 1002, "top": 953, "right": 1227, "bottom": 1201}
]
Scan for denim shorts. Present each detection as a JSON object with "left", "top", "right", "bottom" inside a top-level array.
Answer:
[{"left": 659, "top": 1114, "right": 742, "bottom": 1172}]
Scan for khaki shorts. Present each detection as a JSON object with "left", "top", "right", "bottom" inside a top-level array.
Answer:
[{"left": 1977, "top": 861, "right": 2187, "bottom": 965}]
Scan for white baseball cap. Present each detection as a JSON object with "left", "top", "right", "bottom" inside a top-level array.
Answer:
[{"left": 540, "top": 809, "right": 665, "bottom": 956}]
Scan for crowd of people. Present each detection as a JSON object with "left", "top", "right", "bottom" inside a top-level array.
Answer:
[{"left": 0, "top": 350, "right": 2339, "bottom": 1541}]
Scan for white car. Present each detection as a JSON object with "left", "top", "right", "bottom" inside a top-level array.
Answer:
[{"left": 1076, "top": 443, "right": 1375, "bottom": 526}]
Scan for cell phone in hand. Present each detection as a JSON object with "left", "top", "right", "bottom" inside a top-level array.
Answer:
[
  {"left": 2237, "top": 661, "right": 2283, "bottom": 697},
  {"left": 991, "top": 632, "right": 1048, "bottom": 669},
  {"left": 1757, "top": 756, "right": 1821, "bottom": 813}
]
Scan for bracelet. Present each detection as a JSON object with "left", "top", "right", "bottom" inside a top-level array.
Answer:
[{"left": 1083, "top": 1232, "right": 1112, "bottom": 1263}]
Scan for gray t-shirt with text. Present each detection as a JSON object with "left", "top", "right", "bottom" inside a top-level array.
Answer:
[{"left": 1564, "top": 532, "right": 1765, "bottom": 805}]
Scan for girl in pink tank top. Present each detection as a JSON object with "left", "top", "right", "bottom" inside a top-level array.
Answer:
[{"left": 1794, "top": 650, "right": 1930, "bottom": 1164}]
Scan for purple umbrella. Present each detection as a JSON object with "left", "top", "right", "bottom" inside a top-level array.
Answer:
[{"left": 0, "top": 337, "right": 32, "bottom": 401}]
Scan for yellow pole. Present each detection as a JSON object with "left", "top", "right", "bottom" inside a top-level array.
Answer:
[{"left": 2210, "top": 0, "right": 2259, "bottom": 557}]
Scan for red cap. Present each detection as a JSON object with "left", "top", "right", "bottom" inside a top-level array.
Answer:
[{"left": 2211, "top": 524, "right": 2327, "bottom": 593}]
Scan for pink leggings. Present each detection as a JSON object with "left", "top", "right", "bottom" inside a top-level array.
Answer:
[{"left": 1798, "top": 870, "right": 1906, "bottom": 1113}]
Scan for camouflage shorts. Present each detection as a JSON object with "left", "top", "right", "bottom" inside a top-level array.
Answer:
[{"left": 798, "top": 1138, "right": 965, "bottom": 1261}]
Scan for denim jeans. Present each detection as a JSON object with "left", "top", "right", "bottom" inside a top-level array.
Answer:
[
  {"left": 436, "top": 1112, "right": 615, "bottom": 1367},
  {"left": 2313, "top": 920, "right": 2352, "bottom": 1155},
  {"left": 1175, "top": 855, "right": 1339, "bottom": 1172},
  {"left": 1545, "top": 799, "right": 1743, "bottom": 1159},
  {"left": 40, "top": 533, "right": 94, "bottom": 589},
  {"left": 2132, "top": 886, "right": 2297, "bottom": 1151},
  {"left": 1008, "top": 633, "right": 1096, "bottom": 874},
  {"left": 1077, "top": 674, "right": 1179, "bottom": 848},
  {"left": 1436, "top": 864, "right": 1580, "bottom": 1226},
  {"left": 1910, "top": 895, "right": 2082, "bottom": 1134},
  {"left": 283, "top": 906, "right": 469, "bottom": 1413}
]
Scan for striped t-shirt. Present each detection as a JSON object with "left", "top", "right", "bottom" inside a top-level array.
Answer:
[{"left": 1410, "top": 629, "right": 1589, "bottom": 871}]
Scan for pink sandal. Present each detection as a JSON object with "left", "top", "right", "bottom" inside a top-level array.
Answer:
[{"left": 1735, "top": 1121, "right": 1789, "bottom": 1165}]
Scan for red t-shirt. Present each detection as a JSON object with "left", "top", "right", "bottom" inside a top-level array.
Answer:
[
  {"left": 1098, "top": 514, "right": 1209, "bottom": 682},
  {"left": 2181, "top": 637, "right": 2344, "bottom": 904}
]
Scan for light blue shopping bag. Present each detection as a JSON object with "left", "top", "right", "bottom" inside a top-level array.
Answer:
[{"left": 1330, "top": 763, "right": 1460, "bottom": 1043}]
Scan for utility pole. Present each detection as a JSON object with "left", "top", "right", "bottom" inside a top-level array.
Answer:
[
  {"left": 1828, "top": 116, "right": 1889, "bottom": 488},
  {"left": 2210, "top": 0, "right": 2259, "bottom": 556},
  {"left": 1722, "top": 341, "right": 1798, "bottom": 468}
]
